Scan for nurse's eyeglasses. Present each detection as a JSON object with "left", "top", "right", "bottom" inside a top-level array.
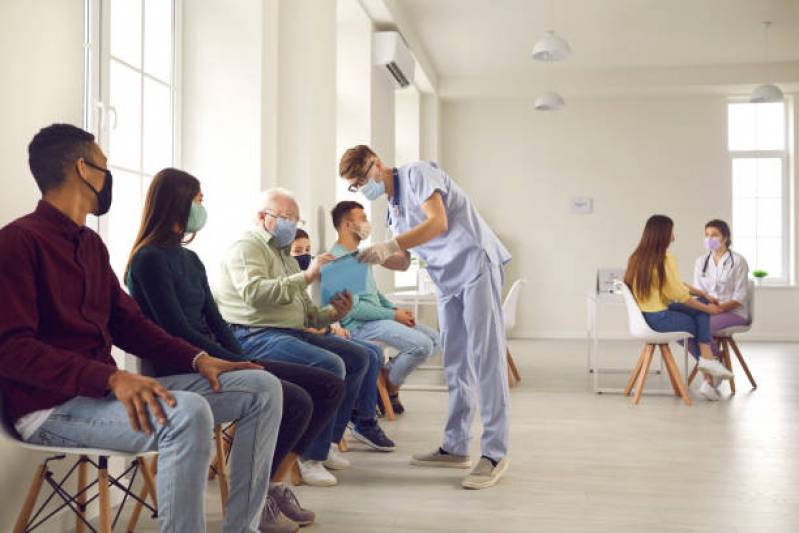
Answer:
[{"left": 347, "top": 161, "right": 375, "bottom": 193}]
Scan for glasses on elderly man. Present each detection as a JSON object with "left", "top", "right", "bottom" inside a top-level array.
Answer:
[
  {"left": 347, "top": 161, "right": 375, "bottom": 193},
  {"left": 264, "top": 210, "right": 305, "bottom": 227}
]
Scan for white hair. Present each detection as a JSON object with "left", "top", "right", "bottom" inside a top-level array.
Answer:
[{"left": 256, "top": 187, "right": 295, "bottom": 213}]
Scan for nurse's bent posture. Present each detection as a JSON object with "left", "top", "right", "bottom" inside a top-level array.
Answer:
[{"left": 339, "top": 145, "right": 511, "bottom": 490}]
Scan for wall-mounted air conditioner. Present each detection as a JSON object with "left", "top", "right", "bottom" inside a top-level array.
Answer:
[{"left": 372, "top": 31, "right": 415, "bottom": 89}]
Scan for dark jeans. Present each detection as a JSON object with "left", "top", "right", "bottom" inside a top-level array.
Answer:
[
  {"left": 253, "top": 360, "right": 345, "bottom": 478},
  {"left": 643, "top": 297, "right": 712, "bottom": 356},
  {"left": 347, "top": 337, "right": 383, "bottom": 424},
  {"left": 233, "top": 326, "right": 369, "bottom": 461}
]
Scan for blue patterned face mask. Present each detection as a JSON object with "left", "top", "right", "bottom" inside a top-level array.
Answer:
[
  {"left": 360, "top": 177, "right": 385, "bottom": 201},
  {"left": 269, "top": 216, "right": 298, "bottom": 248},
  {"left": 186, "top": 202, "right": 207, "bottom": 233}
]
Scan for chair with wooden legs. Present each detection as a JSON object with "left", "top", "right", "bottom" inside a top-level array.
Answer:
[
  {"left": 686, "top": 280, "right": 756, "bottom": 393},
  {"left": 1, "top": 393, "right": 158, "bottom": 533},
  {"left": 502, "top": 279, "right": 526, "bottom": 388},
  {"left": 619, "top": 283, "right": 693, "bottom": 405}
]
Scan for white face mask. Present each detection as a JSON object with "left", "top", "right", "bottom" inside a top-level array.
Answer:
[{"left": 354, "top": 220, "right": 372, "bottom": 240}]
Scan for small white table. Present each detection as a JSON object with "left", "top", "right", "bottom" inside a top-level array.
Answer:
[{"left": 386, "top": 290, "right": 438, "bottom": 318}]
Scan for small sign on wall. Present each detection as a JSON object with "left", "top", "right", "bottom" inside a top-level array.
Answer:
[{"left": 570, "top": 197, "right": 592, "bottom": 214}]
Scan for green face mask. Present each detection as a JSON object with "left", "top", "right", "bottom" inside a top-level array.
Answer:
[{"left": 186, "top": 201, "right": 207, "bottom": 233}]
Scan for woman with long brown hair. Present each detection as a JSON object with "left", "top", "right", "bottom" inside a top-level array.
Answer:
[
  {"left": 126, "top": 168, "right": 346, "bottom": 532},
  {"left": 624, "top": 215, "right": 734, "bottom": 383}
]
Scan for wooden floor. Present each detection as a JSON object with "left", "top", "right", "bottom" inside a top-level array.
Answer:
[{"left": 116, "top": 339, "right": 799, "bottom": 533}]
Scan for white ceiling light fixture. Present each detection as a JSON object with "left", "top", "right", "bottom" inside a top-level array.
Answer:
[
  {"left": 534, "top": 91, "right": 564, "bottom": 111},
  {"left": 531, "top": 31, "right": 572, "bottom": 62},
  {"left": 750, "top": 21, "right": 783, "bottom": 104}
]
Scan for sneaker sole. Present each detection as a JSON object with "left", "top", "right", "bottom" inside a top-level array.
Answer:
[
  {"left": 461, "top": 460, "right": 508, "bottom": 490},
  {"left": 299, "top": 477, "right": 337, "bottom": 487},
  {"left": 410, "top": 458, "right": 471, "bottom": 469},
  {"left": 699, "top": 363, "right": 734, "bottom": 380},
  {"left": 322, "top": 461, "right": 350, "bottom": 471},
  {"left": 351, "top": 431, "right": 396, "bottom": 452}
]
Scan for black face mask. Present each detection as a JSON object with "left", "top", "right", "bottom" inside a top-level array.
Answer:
[
  {"left": 295, "top": 254, "right": 312, "bottom": 271},
  {"left": 79, "top": 160, "right": 113, "bottom": 216}
]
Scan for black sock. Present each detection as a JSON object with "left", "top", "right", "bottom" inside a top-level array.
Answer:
[
  {"left": 438, "top": 447, "right": 450, "bottom": 456},
  {"left": 482, "top": 455, "right": 498, "bottom": 467}
]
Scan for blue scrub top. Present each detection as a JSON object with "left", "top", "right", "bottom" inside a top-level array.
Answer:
[{"left": 387, "top": 161, "right": 511, "bottom": 296}]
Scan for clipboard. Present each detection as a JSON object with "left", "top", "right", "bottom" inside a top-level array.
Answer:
[{"left": 320, "top": 251, "right": 369, "bottom": 305}]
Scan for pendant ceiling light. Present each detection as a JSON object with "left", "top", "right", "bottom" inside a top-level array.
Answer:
[
  {"left": 531, "top": 31, "right": 572, "bottom": 62},
  {"left": 750, "top": 21, "right": 783, "bottom": 103}
]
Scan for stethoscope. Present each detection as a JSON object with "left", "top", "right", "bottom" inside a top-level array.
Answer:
[
  {"left": 702, "top": 251, "right": 734, "bottom": 277},
  {"left": 386, "top": 167, "right": 402, "bottom": 226}
]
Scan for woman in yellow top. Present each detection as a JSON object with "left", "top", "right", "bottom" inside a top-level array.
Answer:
[{"left": 624, "top": 215, "right": 734, "bottom": 381}]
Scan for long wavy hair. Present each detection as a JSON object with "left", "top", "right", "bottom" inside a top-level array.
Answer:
[
  {"left": 124, "top": 168, "right": 201, "bottom": 284},
  {"left": 624, "top": 215, "right": 674, "bottom": 301}
]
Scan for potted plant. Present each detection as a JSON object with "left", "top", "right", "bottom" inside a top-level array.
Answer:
[{"left": 752, "top": 270, "right": 768, "bottom": 287}]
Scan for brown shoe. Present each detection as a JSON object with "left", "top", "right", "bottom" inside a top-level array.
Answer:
[
  {"left": 269, "top": 484, "right": 315, "bottom": 527},
  {"left": 259, "top": 494, "right": 299, "bottom": 533}
]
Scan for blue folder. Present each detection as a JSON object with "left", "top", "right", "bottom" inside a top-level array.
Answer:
[{"left": 320, "top": 251, "right": 368, "bottom": 305}]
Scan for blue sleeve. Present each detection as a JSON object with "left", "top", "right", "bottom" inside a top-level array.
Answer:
[{"left": 407, "top": 162, "right": 449, "bottom": 205}]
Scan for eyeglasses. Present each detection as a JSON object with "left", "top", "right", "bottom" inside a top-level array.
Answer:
[
  {"left": 347, "top": 161, "right": 375, "bottom": 193},
  {"left": 264, "top": 210, "right": 305, "bottom": 227}
]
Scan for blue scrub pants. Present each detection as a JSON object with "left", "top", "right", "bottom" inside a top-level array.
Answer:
[{"left": 437, "top": 264, "right": 510, "bottom": 461}]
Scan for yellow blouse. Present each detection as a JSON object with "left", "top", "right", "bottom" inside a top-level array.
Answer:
[{"left": 633, "top": 251, "right": 691, "bottom": 312}]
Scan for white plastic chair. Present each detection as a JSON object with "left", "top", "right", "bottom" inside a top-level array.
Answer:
[
  {"left": 0, "top": 392, "right": 158, "bottom": 533},
  {"left": 502, "top": 279, "right": 527, "bottom": 388},
  {"left": 687, "top": 280, "right": 756, "bottom": 392},
  {"left": 618, "top": 282, "right": 694, "bottom": 405}
]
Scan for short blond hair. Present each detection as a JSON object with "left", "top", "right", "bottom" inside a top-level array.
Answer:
[{"left": 338, "top": 145, "right": 376, "bottom": 180}]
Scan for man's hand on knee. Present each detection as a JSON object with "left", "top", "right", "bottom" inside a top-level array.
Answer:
[
  {"left": 195, "top": 354, "right": 263, "bottom": 392},
  {"left": 108, "top": 370, "right": 176, "bottom": 435}
]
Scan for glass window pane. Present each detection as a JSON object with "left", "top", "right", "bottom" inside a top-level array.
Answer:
[
  {"left": 755, "top": 102, "right": 785, "bottom": 150},
  {"left": 733, "top": 198, "right": 756, "bottom": 238},
  {"left": 756, "top": 238, "right": 782, "bottom": 279},
  {"left": 728, "top": 103, "right": 755, "bottom": 151},
  {"left": 144, "top": 0, "right": 173, "bottom": 82},
  {"left": 143, "top": 78, "right": 173, "bottom": 174},
  {"left": 732, "top": 158, "right": 756, "bottom": 198},
  {"left": 110, "top": 0, "right": 142, "bottom": 68},
  {"left": 105, "top": 169, "right": 143, "bottom": 279},
  {"left": 756, "top": 158, "right": 782, "bottom": 198},
  {"left": 109, "top": 60, "right": 141, "bottom": 171},
  {"left": 735, "top": 238, "right": 757, "bottom": 272},
  {"left": 757, "top": 199, "right": 782, "bottom": 238}
]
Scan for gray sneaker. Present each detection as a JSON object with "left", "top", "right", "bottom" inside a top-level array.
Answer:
[
  {"left": 461, "top": 456, "right": 509, "bottom": 490},
  {"left": 259, "top": 494, "right": 299, "bottom": 533},
  {"left": 410, "top": 448, "right": 471, "bottom": 469},
  {"left": 269, "top": 484, "right": 315, "bottom": 527}
]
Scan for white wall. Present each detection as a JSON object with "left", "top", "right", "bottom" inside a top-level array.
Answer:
[
  {"left": 441, "top": 93, "right": 799, "bottom": 340},
  {"left": 181, "top": 0, "right": 263, "bottom": 283},
  {"left": 0, "top": 2, "right": 84, "bottom": 529}
]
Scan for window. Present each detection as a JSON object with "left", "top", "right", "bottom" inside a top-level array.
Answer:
[
  {"left": 728, "top": 101, "right": 791, "bottom": 284},
  {"left": 85, "top": 0, "right": 179, "bottom": 278}
]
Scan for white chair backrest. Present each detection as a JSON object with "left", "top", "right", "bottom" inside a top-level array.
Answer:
[
  {"left": 618, "top": 282, "right": 654, "bottom": 338},
  {"left": 502, "top": 279, "right": 527, "bottom": 331}
]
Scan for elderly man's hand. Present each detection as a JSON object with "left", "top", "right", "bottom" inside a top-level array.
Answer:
[
  {"left": 356, "top": 239, "right": 400, "bottom": 265},
  {"left": 304, "top": 253, "right": 335, "bottom": 283},
  {"left": 329, "top": 290, "right": 354, "bottom": 321}
]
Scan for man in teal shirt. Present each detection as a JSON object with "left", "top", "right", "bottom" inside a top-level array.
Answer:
[{"left": 330, "top": 201, "right": 440, "bottom": 413}]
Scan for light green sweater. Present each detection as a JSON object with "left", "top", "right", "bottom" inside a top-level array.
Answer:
[
  {"left": 330, "top": 242, "right": 396, "bottom": 331},
  {"left": 217, "top": 227, "right": 333, "bottom": 330}
]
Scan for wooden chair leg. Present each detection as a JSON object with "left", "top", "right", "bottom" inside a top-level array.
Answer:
[
  {"left": 127, "top": 456, "right": 158, "bottom": 533},
  {"left": 721, "top": 340, "right": 736, "bottom": 394},
  {"left": 76, "top": 457, "right": 88, "bottom": 533},
  {"left": 632, "top": 346, "right": 655, "bottom": 404},
  {"left": 659, "top": 346, "right": 681, "bottom": 397},
  {"left": 507, "top": 348, "right": 521, "bottom": 382},
  {"left": 687, "top": 361, "right": 699, "bottom": 386},
  {"left": 660, "top": 344, "right": 692, "bottom": 406},
  {"left": 13, "top": 464, "right": 48, "bottom": 533},
  {"left": 338, "top": 438, "right": 348, "bottom": 453},
  {"left": 624, "top": 345, "right": 648, "bottom": 397},
  {"left": 729, "top": 338, "right": 757, "bottom": 388},
  {"left": 376, "top": 372, "right": 396, "bottom": 420},
  {"left": 97, "top": 457, "right": 113, "bottom": 533},
  {"left": 210, "top": 423, "right": 237, "bottom": 480},
  {"left": 214, "top": 426, "right": 229, "bottom": 517}
]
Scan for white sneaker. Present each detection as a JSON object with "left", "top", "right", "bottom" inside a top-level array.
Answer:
[
  {"left": 699, "top": 381, "right": 720, "bottom": 401},
  {"left": 323, "top": 444, "right": 350, "bottom": 470},
  {"left": 297, "top": 460, "right": 337, "bottom": 487},
  {"left": 698, "top": 358, "right": 734, "bottom": 380}
]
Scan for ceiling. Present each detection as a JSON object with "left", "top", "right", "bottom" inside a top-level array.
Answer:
[{"left": 397, "top": 0, "right": 799, "bottom": 78}]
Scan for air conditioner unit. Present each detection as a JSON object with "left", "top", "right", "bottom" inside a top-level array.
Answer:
[{"left": 372, "top": 31, "right": 415, "bottom": 89}]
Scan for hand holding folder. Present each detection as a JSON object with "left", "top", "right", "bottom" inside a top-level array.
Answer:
[{"left": 320, "top": 251, "right": 368, "bottom": 305}]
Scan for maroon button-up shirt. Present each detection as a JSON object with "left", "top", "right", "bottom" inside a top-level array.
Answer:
[{"left": 0, "top": 201, "right": 198, "bottom": 423}]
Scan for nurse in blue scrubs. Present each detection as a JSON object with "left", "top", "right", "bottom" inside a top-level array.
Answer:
[{"left": 338, "top": 145, "right": 512, "bottom": 490}]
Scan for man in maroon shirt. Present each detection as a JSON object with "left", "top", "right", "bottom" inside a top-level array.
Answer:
[{"left": 0, "top": 124, "right": 283, "bottom": 532}]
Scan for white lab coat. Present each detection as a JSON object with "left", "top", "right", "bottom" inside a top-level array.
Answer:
[{"left": 692, "top": 250, "right": 750, "bottom": 320}]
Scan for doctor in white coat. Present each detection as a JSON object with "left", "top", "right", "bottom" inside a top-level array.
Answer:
[
  {"left": 338, "top": 145, "right": 511, "bottom": 490},
  {"left": 689, "top": 219, "right": 750, "bottom": 401}
]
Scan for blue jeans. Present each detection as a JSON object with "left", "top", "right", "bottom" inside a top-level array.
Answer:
[
  {"left": 347, "top": 338, "right": 383, "bottom": 423},
  {"left": 351, "top": 320, "right": 440, "bottom": 387},
  {"left": 26, "top": 370, "right": 282, "bottom": 533},
  {"left": 232, "top": 326, "right": 368, "bottom": 461},
  {"left": 643, "top": 298, "right": 712, "bottom": 356}
]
